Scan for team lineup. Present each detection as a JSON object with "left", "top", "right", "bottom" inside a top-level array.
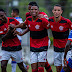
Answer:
[{"left": 0, "top": 1, "right": 72, "bottom": 72}]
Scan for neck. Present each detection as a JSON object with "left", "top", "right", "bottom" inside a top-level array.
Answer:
[
  {"left": 32, "top": 16, "right": 38, "bottom": 21},
  {"left": 54, "top": 16, "right": 61, "bottom": 22},
  {"left": 15, "top": 15, "right": 19, "bottom": 17}
]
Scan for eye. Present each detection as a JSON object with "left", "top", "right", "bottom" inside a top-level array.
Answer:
[
  {"left": 58, "top": 9, "right": 60, "bottom": 11},
  {"left": 35, "top": 9, "right": 37, "bottom": 10},
  {"left": 0, "top": 15, "right": 3, "bottom": 17},
  {"left": 54, "top": 9, "right": 56, "bottom": 11},
  {"left": 31, "top": 9, "right": 33, "bottom": 10}
]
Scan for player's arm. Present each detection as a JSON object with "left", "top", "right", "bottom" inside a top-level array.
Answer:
[
  {"left": 9, "top": 22, "right": 27, "bottom": 30},
  {"left": 1, "top": 27, "right": 15, "bottom": 42},
  {"left": 14, "top": 27, "right": 29, "bottom": 36},
  {"left": 64, "top": 40, "right": 71, "bottom": 66}
]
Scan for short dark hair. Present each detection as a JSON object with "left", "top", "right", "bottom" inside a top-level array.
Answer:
[
  {"left": 12, "top": 8, "right": 19, "bottom": 15},
  {"left": 31, "top": 3, "right": 39, "bottom": 8},
  {"left": 54, "top": 4, "right": 62, "bottom": 10},
  {"left": 28, "top": 1, "right": 37, "bottom": 5},
  {"left": 0, "top": 8, "right": 5, "bottom": 12}
]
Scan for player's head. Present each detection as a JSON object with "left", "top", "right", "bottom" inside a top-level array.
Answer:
[
  {"left": 30, "top": 4, "right": 39, "bottom": 18},
  {"left": 28, "top": 2, "right": 38, "bottom": 12},
  {"left": 0, "top": 8, "right": 7, "bottom": 23},
  {"left": 52, "top": 4, "right": 63, "bottom": 18},
  {"left": 11, "top": 8, "right": 19, "bottom": 17}
]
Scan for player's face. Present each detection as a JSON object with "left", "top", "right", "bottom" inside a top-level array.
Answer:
[
  {"left": 0, "top": 11, "right": 7, "bottom": 23},
  {"left": 28, "top": 5, "right": 32, "bottom": 12},
  {"left": 11, "top": 10, "right": 15, "bottom": 17},
  {"left": 30, "top": 6, "right": 39, "bottom": 17},
  {"left": 52, "top": 6, "right": 62, "bottom": 18}
]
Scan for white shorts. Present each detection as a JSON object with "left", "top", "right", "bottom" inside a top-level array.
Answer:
[
  {"left": 54, "top": 52, "right": 64, "bottom": 66},
  {"left": 30, "top": 51, "right": 47, "bottom": 64},
  {"left": 0, "top": 50, "right": 23, "bottom": 63}
]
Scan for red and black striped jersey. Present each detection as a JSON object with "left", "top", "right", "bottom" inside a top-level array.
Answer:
[
  {"left": 49, "top": 16, "right": 72, "bottom": 52},
  {"left": 25, "top": 16, "right": 49, "bottom": 52},
  {"left": 1, "top": 17, "right": 22, "bottom": 51}
]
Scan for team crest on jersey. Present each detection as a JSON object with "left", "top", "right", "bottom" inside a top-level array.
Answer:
[
  {"left": 51, "top": 25, "right": 53, "bottom": 28},
  {"left": 28, "top": 24, "right": 31, "bottom": 27},
  {"left": 4, "top": 28, "right": 7, "bottom": 31},
  {"left": 59, "top": 26, "right": 64, "bottom": 31},
  {"left": 35, "top": 24, "right": 40, "bottom": 29}
]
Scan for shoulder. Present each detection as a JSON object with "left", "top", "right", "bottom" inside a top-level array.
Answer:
[
  {"left": 7, "top": 17, "right": 16, "bottom": 22},
  {"left": 26, "top": 12, "right": 30, "bottom": 15},
  {"left": 61, "top": 17, "right": 71, "bottom": 23},
  {"left": 40, "top": 18, "right": 48, "bottom": 22},
  {"left": 48, "top": 16, "right": 54, "bottom": 22},
  {"left": 26, "top": 16, "right": 32, "bottom": 21},
  {"left": 26, "top": 12, "right": 31, "bottom": 18}
]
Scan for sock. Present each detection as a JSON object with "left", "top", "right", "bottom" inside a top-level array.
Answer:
[
  {"left": 11, "top": 61, "right": 17, "bottom": 72},
  {"left": 38, "top": 67, "right": 44, "bottom": 72},
  {"left": 32, "top": 69, "right": 38, "bottom": 72},
  {"left": 45, "top": 61, "right": 53, "bottom": 72},
  {"left": 60, "top": 68, "right": 65, "bottom": 72}
]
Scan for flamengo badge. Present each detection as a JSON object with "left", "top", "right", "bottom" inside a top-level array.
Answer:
[
  {"left": 35, "top": 24, "right": 40, "bottom": 29},
  {"left": 28, "top": 24, "right": 31, "bottom": 27},
  {"left": 59, "top": 26, "right": 64, "bottom": 31}
]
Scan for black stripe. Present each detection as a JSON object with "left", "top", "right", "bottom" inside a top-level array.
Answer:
[
  {"left": 36, "top": 19, "right": 42, "bottom": 22},
  {"left": 0, "top": 23, "right": 4, "bottom": 26},
  {"left": 48, "top": 19, "right": 54, "bottom": 22},
  {"left": 59, "top": 20, "right": 67, "bottom": 23},
  {"left": 30, "top": 29, "right": 48, "bottom": 39},
  {"left": 26, "top": 14, "right": 31, "bottom": 17},
  {"left": 54, "top": 46, "right": 65, "bottom": 52},
  {"left": 30, "top": 46, "right": 48, "bottom": 52},
  {"left": 2, "top": 45, "right": 22, "bottom": 51},
  {"left": 52, "top": 30, "right": 69, "bottom": 39},
  {"left": 9, "top": 19, "right": 14, "bottom": 22},
  {"left": 28, "top": 18, "right": 32, "bottom": 21}
]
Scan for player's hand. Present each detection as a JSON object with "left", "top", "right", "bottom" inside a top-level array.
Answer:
[
  {"left": 13, "top": 30, "right": 22, "bottom": 36},
  {"left": 38, "top": 14, "right": 44, "bottom": 19},
  {"left": 9, "top": 24, "right": 16, "bottom": 29},
  {"left": 64, "top": 58, "right": 67, "bottom": 67}
]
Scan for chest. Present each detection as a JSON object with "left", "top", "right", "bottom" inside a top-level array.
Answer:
[
  {"left": 50, "top": 21, "right": 69, "bottom": 32},
  {"left": 27, "top": 21, "right": 44, "bottom": 31}
]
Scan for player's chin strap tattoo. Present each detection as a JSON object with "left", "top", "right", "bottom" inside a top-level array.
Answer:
[{"left": 1, "top": 27, "right": 15, "bottom": 42}]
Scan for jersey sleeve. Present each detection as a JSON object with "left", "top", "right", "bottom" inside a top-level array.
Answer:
[
  {"left": 68, "top": 30, "right": 72, "bottom": 41},
  {"left": 42, "top": 18, "right": 50, "bottom": 29}
]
